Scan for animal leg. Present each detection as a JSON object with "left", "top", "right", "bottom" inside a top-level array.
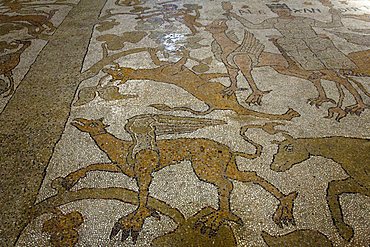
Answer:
[
  {"left": 226, "top": 160, "right": 297, "bottom": 227},
  {"left": 234, "top": 54, "right": 270, "bottom": 105},
  {"left": 194, "top": 176, "right": 243, "bottom": 236},
  {"left": 191, "top": 159, "right": 243, "bottom": 236},
  {"left": 110, "top": 150, "right": 160, "bottom": 244},
  {"left": 307, "top": 72, "right": 336, "bottom": 108},
  {"left": 326, "top": 177, "right": 368, "bottom": 241},
  {"left": 55, "top": 163, "right": 123, "bottom": 190},
  {"left": 325, "top": 82, "right": 347, "bottom": 121},
  {"left": 329, "top": 73, "right": 367, "bottom": 115},
  {"left": 222, "top": 66, "right": 239, "bottom": 96},
  {"left": 148, "top": 47, "right": 167, "bottom": 66},
  {"left": 160, "top": 50, "right": 189, "bottom": 75}
]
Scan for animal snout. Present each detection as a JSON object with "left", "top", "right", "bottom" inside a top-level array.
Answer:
[{"left": 270, "top": 162, "right": 285, "bottom": 172}]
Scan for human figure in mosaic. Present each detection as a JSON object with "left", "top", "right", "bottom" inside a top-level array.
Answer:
[
  {"left": 227, "top": 3, "right": 357, "bottom": 72},
  {"left": 225, "top": 2, "right": 368, "bottom": 118}
]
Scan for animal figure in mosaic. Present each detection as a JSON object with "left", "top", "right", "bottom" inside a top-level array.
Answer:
[
  {"left": 206, "top": 19, "right": 270, "bottom": 105},
  {"left": 152, "top": 207, "right": 237, "bottom": 247},
  {"left": 0, "top": 10, "right": 56, "bottom": 36},
  {"left": 64, "top": 115, "right": 297, "bottom": 243},
  {"left": 261, "top": 229, "right": 333, "bottom": 247},
  {"left": 176, "top": 4, "right": 203, "bottom": 35},
  {"left": 42, "top": 211, "right": 84, "bottom": 247},
  {"left": 102, "top": 48, "right": 299, "bottom": 121},
  {"left": 270, "top": 134, "right": 370, "bottom": 241},
  {"left": 0, "top": 39, "right": 31, "bottom": 97},
  {"left": 225, "top": 3, "right": 370, "bottom": 120}
]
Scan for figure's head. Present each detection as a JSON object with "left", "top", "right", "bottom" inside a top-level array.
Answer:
[
  {"left": 205, "top": 19, "right": 228, "bottom": 33},
  {"left": 270, "top": 134, "right": 310, "bottom": 172},
  {"left": 71, "top": 118, "right": 109, "bottom": 136},
  {"left": 266, "top": 3, "right": 292, "bottom": 17},
  {"left": 102, "top": 64, "right": 133, "bottom": 83}
]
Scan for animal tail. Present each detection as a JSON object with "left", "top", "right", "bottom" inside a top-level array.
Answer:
[
  {"left": 347, "top": 77, "right": 370, "bottom": 97},
  {"left": 150, "top": 104, "right": 214, "bottom": 115},
  {"left": 233, "top": 125, "right": 262, "bottom": 160}
]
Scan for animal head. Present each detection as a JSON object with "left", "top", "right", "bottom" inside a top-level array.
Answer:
[
  {"left": 205, "top": 19, "right": 228, "bottom": 33},
  {"left": 102, "top": 64, "right": 133, "bottom": 83},
  {"left": 270, "top": 134, "right": 310, "bottom": 172},
  {"left": 71, "top": 118, "right": 109, "bottom": 136}
]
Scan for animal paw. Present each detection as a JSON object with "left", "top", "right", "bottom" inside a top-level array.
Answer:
[
  {"left": 245, "top": 90, "right": 271, "bottom": 105},
  {"left": 110, "top": 207, "right": 160, "bottom": 244},
  {"left": 281, "top": 108, "right": 301, "bottom": 121},
  {"left": 336, "top": 221, "right": 354, "bottom": 242},
  {"left": 345, "top": 103, "right": 366, "bottom": 116},
  {"left": 194, "top": 210, "right": 243, "bottom": 237},
  {"left": 59, "top": 170, "right": 87, "bottom": 190},
  {"left": 307, "top": 97, "right": 335, "bottom": 108},
  {"left": 273, "top": 192, "right": 297, "bottom": 228},
  {"left": 325, "top": 107, "right": 347, "bottom": 122},
  {"left": 222, "top": 85, "right": 238, "bottom": 96}
]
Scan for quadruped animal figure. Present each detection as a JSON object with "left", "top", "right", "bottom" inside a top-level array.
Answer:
[
  {"left": 101, "top": 48, "right": 299, "bottom": 121},
  {"left": 61, "top": 115, "right": 298, "bottom": 243},
  {"left": 271, "top": 134, "right": 370, "bottom": 241}
]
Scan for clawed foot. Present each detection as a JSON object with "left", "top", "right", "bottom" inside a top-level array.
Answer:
[
  {"left": 58, "top": 171, "right": 87, "bottom": 190},
  {"left": 325, "top": 107, "right": 347, "bottom": 122},
  {"left": 273, "top": 192, "right": 297, "bottom": 228},
  {"left": 194, "top": 210, "right": 243, "bottom": 237},
  {"left": 345, "top": 103, "right": 366, "bottom": 116},
  {"left": 245, "top": 90, "right": 271, "bottom": 105},
  {"left": 110, "top": 207, "right": 160, "bottom": 244},
  {"left": 281, "top": 108, "right": 301, "bottom": 121},
  {"left": 222, "top": 85, "right": 238, "bottom": 96},
  {"left": 307, "top": 97, "right": 335, "bottom": 108},
  {"left": 336, "top": 221, "right": 354, "bottom": 242}
]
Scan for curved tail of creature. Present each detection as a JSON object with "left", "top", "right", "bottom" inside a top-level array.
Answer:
[
  {"left": 234, "top": 125, "right": 263, "bottom": 160},
  {"left": 150, "top": 103, "right": 214, "bottom": 116}
]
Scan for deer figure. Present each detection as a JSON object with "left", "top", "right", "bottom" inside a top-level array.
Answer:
[{"left": 270, "top": 134, "right": 370, "bottom": 241}]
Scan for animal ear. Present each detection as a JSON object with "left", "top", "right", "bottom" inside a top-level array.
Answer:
[
  {"left": 98, "top": 117, "right": 105, "bottom": 122},
  {"left": 281, "top": 133, "right": 293, "bottom": 140}
]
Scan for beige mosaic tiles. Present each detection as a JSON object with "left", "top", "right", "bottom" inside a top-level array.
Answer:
[{"left": 1, "top": 0, "right": 369, "bottom": 246}]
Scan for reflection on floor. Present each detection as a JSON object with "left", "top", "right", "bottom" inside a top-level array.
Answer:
[{"left": 0, "top": 0, "right": 369, "bottom": 246}]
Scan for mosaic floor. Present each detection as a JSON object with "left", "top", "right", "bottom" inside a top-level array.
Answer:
[{"left": 0, "top": 0, "right": 369, "bottom": 246}]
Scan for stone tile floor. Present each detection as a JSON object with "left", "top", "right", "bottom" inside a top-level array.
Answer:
[{"left": 0, "top": 0, "right": 369, "bottom": 246}]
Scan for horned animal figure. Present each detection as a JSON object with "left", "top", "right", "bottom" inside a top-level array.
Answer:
[
  {"left": 271, "top": 134, "right": 370, "bottom": 241},
  {"left": 62, "top": 115, "right": 297, "bottom": 244}
]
